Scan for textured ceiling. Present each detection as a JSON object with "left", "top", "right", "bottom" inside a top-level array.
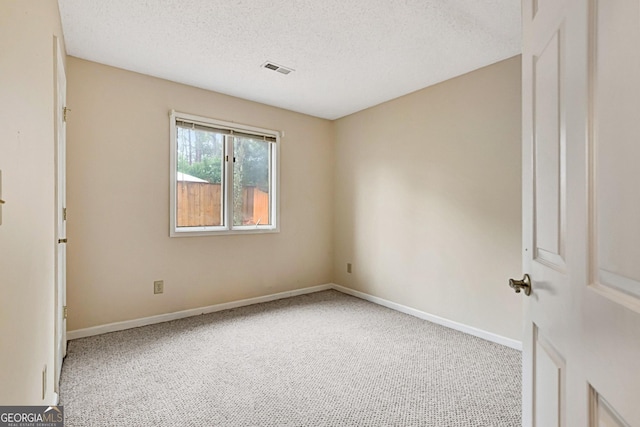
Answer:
[{"left": 57, "top": 0, "right": 521, "bottom": 120}]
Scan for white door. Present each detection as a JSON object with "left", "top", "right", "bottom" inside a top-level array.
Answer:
[
  {"left": 521, "top": 0, "right": 640, "bottom": 425},
  {"left": 54, "top": 37, "right": 67, "bottom": 392}
]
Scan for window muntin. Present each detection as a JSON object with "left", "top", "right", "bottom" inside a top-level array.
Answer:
[{"left": 170, "top": 111, "right": 279, "bottom": 236}]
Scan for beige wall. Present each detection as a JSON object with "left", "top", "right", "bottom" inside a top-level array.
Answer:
[
  {"left": 333, "top": 56, "right": 523, "bottom": 340},
  {"left": 0, "top": 1, "right": 66, "bottom": 404},
  {"left": 66, "top": 58, "right": 334, "bottom": 331}
]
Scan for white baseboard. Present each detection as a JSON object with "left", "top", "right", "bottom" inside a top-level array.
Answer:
[
  {"left": 67, "top": 282, "right": 521, "bottom": 351},
  {"left": 67, "top": 284, "right": 332, "bottom": 340},
  {"left": 330, "top": 284, "right": 522, "bottom": 351}
]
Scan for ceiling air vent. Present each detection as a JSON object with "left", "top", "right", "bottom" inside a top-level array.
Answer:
[{"left": 262, "top": 61, "right": 294, "bottom": 75}]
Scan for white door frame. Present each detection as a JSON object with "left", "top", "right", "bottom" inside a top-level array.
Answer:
[{"left": 54, "top": 36, "right": 67, "bottom": 396}]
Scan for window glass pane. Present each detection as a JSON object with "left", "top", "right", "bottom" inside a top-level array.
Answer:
[
  {"left": 233, "top": 137, "right": 271, "bottom": 226},
  {"left": 176, "top": 127, "right": 224, "bottom": 227}
]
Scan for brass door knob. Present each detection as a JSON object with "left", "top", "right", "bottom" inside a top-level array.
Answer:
[{"left": 509, "top": 274, "right": 532, "bottom": 296}]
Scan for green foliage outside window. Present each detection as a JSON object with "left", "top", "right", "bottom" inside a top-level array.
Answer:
[{"left": 177, "top": 128, "right": 269, "bottom": 191}]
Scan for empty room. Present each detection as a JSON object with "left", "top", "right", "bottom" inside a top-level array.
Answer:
[{"left": 1, "top": 0, "right": 638, "bottom": 426}]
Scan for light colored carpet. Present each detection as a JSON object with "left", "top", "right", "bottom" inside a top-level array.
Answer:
[{"left": 60, "top": 290, "right": 521, "bottom": 426}]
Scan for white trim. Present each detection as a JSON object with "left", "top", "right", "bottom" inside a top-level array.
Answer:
[
  {"left": 169, "top": 111, "right": 178, "bottom": 236},
  {"left": 330, "top": 284, "right": 523, "bottom": 351},
  {"left": 52, "top": 392, "right": 59, "bottom": 406},
  {"left": 67, "top": 283, "right": 522, "bottom": 351},
  {"left": 67, "top": 284, "right": 331, "bottom": 340}
]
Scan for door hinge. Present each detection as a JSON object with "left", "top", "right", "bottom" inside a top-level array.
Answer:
[
  {"left": 63, "top": 107, "right": 70, "bottom": 122},
  {"left": 58, "top": 238, "right": 67, "bottom": 244},
  {"left": 63, "top": 207, "right": 67, "bottom": 221},
  {"left": 63, "top": 306, "right": 68, "bottom": 319}
]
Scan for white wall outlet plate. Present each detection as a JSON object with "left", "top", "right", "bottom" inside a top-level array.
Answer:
[{"left": 154, "top": 280, "right": 164, "bottom": 294}]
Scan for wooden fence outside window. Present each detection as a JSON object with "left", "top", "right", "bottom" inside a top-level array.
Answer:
[{"left": 176, "top": 182, "right": 269, "bottom": 227}]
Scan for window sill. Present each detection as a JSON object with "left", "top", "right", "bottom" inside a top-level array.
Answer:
[{"left": 170, "top": 227, "right": 280, "bottom": 237}]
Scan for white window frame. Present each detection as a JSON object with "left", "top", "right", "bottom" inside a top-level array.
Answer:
[{"left": 169, "top": 110, "right": 280, "bottom": 237}]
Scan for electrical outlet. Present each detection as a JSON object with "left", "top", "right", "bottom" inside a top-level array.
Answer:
[
  {"left": 347, "top": 263, "right": 352, "bottom": 274},
  {"left": 154, "top": 280, "right": 164, "bottom": 294}
]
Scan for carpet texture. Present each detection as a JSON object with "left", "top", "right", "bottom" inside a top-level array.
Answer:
[{"left": 60, "top": 290, "right": 521, "bottom": 426}]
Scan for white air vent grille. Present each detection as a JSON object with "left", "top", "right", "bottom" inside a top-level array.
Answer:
[{"left": 262, "top": 61, "right": 294, "bottom": 75}]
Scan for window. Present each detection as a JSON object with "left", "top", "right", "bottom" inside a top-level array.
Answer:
[{"left": 170, "top": 111, "right": 279, "bottom": 236}]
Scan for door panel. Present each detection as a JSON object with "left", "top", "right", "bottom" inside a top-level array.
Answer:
[
  {"left": 590, "top": 0, "right": 640, "bottom": 300},
  {"left": 590, "top": 388, "right": 631, "bottom": 427},
  {"left": 533, "top": 29, "right": 566, "bottom": 270},
  {"left": 534, "top": 326, "right": 565, "bottom": 427}
]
